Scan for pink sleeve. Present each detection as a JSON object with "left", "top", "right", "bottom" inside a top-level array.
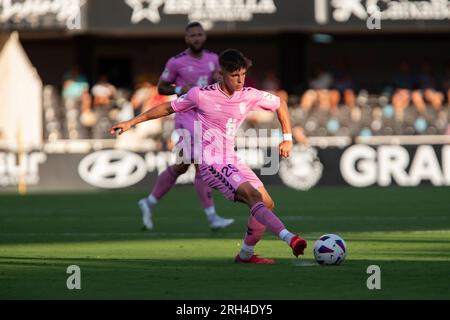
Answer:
[
  {"left": 160, "top": 58, "right": 177, "bottom": 83},
  {"left": 249, "top": 89, "right": 280, "bottom": 112},
  {"left": 171, "top": 87, "right": 200, "bottom": 113}
]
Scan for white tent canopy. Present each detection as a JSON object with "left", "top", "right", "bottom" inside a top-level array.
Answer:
[{"left": 0, "top": 32, "right": 43, "bottom": 151}]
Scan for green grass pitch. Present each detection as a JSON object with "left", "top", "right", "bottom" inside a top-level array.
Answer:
[{"left": 1, "top": 186, "right": 449, "bottom": 299}]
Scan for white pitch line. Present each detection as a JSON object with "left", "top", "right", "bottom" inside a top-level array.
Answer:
[{"left": 292, "top": 260, "right": 319, "bottom": 267}]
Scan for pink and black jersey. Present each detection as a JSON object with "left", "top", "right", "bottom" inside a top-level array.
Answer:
[{"left": 171, "top": 83, "right": 280, "bottom": 164}]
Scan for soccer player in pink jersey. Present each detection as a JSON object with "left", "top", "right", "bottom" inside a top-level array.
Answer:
[
  {"left": 111, "top": 49, "right": 307, "bottom": 263},
  {"left": 138, "top": 22, "right": 234, "bottom": 231}
]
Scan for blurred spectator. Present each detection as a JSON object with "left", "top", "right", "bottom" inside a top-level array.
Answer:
[
  {"left": 88, "top": 75, "right": 118, "bottom": 139},
  {"left": 292, "top": 126, "right": 308, "bottom": 144},
  {"left": 300, "top": 65, "right": 335, "bottom": 111},
  {"left": 62, "top": 65, "right": 92, "bottom": 139},
  {"left": 62, "top": 65, "right": 91, "bottom": 113},
  {"left": 261, "top": 70, "right": 289, "bottom": 103},
  {"left": 412, "top": 62, "right": 443, "bottom": 113},
  {"left": 262, "top": 70, "right": 280, "bottom": 92},
  {"left": 91, "top": 75, "right": 117, "bottom": 108},
  {"left": 391, "top": 61, "right": 414, "bottom": 112},
  {"left": 309, "top": 66, "right": 334, "bottom": 90},
  {"left": 442, "top": 64, "right": 450, "bottom": 106},
  {"left": 245, "top": 70, "right": 289, "bottom": 130},
  {"left": 131, "top": 74, "right": 167, "bottom": 115},
  {"left": 130, "top": 74, "right": 169, "bottom": 148},
  {"left": 333, "top": 64, "right": 356, "bottom": 109}
]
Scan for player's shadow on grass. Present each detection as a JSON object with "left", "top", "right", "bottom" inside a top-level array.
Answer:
[{"left": 1, "top": 256, "right": 449, "bottom": 299}]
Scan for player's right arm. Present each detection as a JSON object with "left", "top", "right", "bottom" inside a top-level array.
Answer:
[
  {"left": 110, "top": 88, "right": 199, "bottom": 136},
  {"left": 110, "top": 102, "right": 174, "bottom": 135}
]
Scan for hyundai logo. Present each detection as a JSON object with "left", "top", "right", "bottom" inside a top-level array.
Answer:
[{"left": 78, "top": 150, "right": 147, "bottom": 188}]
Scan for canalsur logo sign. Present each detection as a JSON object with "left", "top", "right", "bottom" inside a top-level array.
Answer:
[
  {"left": 0, "top": 0, "right": 85, "bottom": 29},
  {"left": 125, "top": 0, "right": 277, "bottom": 29},
  {"left": 0, "top": 152, "right": 47, "bottom": 187},
  {"left": 314, "top": 0, "right": 450, "bottom": 24}
]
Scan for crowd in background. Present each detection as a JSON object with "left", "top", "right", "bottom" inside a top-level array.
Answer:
[
  {"left": 42, "top": 61, "right": 450, "bottom": 149},
  {"left": 292, "top": 61, "right": 450, "bottom": 139}
]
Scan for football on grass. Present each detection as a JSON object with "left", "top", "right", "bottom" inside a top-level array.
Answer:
[{"left": 313, "top": 234, "right": 347, "bottom": 265}]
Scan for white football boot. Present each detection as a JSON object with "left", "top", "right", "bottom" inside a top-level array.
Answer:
[
  {"left": 209, "top": 216, "right": 235, "bottom": 230},
  {"left": 138, "top": 199, "right": 154, "bottom": 230}
]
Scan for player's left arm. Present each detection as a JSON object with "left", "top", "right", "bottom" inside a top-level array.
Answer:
[{"left": 276, "top": 100, "right": 294, "bottom": 158}]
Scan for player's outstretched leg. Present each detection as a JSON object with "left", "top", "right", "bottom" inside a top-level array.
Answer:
[
  {"left": 194, "top": 165, "right": 234, "bottom": 230},
  {"left": 235, "top": 182, "right": 307, "bottom": 262},
  {"left": 138, "top": 164, "right": 189, "bottom": 230}
]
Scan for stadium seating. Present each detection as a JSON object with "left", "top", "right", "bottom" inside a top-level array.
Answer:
[{"left": 42, "top": 86, "right": 450, "bottom": 144}]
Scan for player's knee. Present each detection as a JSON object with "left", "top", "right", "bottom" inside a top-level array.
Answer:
[
  {"left": 264, "top": 199, "right": 275, "bottom": 210},
  {"left": 238, "top": 186, "right": 262, "bottom": 204},
  {"left": 247, "top": 188, "right": 263, "bottom": 203}
]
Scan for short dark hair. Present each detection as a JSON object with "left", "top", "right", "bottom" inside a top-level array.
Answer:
[
  {"left": 185, "top": 21, "right": 203, "bottom": 31},
  {"left": 219, "top": 49, "right": 253, "bottom": 73}
]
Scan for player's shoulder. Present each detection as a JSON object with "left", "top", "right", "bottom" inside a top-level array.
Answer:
[
  {"left": 242, "top": 87, "right": 260, "bottom": 95},
  {"left": 173, "top": 51, "right": 188, "bottom": 59},
  {"left": 203, "top": 49, "right": 219, "bottom": 58},
  {"left": 242, "top": 87, "right": 275, "bottom": 101},
  {"left": 244, "top": 87, "right": 276, "bottom": 96},
  {"left": 199, "top": 84, "right": 218, "bottom": 92},
  {"left": 166, "top": 51, "right": 188, "bottom": 68},
  {"left": 169, "top": 51, "right": 187, "bottom": 64}
]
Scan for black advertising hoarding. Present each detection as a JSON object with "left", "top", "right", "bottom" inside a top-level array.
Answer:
[
  {"left": 1, "top": 0, "right": 449, "bottom": 33},
  {"left": 1, "top": 144, "right": 450, "bottom": 193},
  {"left": 82, "top": 0, "right": 450, "bottom": 33}
]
